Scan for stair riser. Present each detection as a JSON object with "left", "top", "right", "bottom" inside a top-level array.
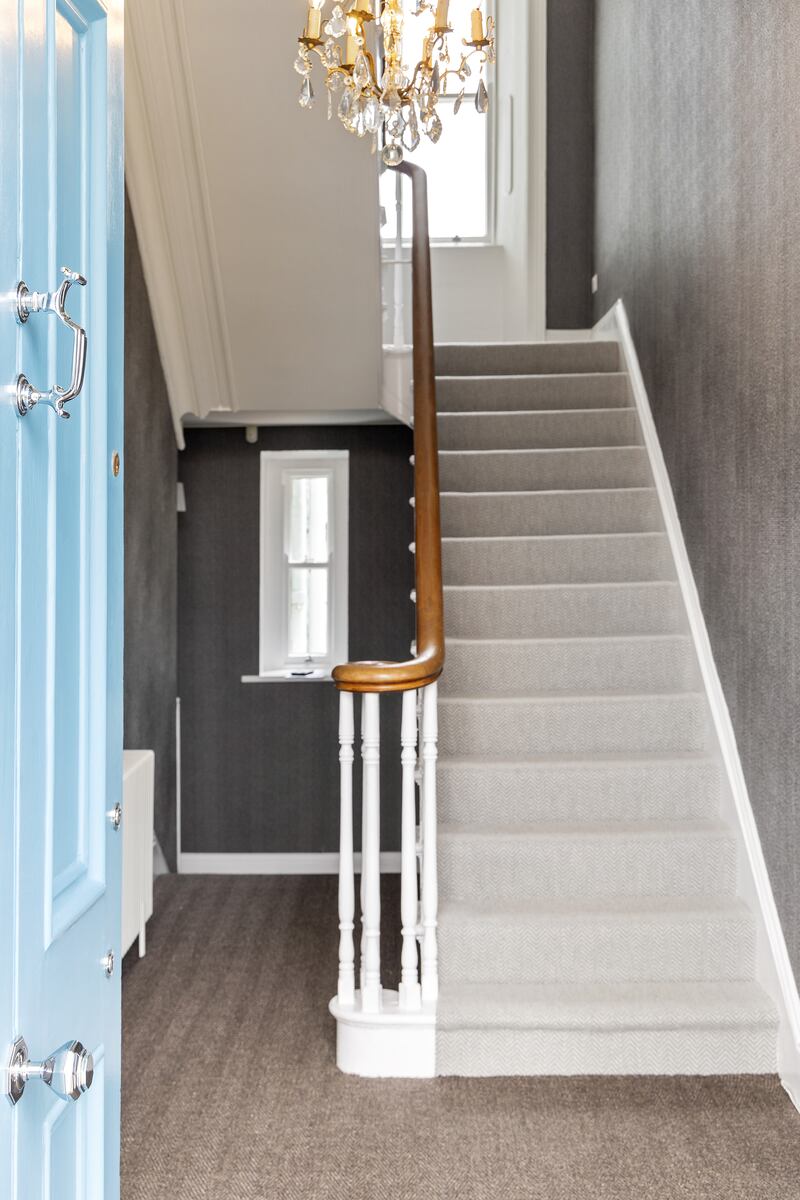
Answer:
[
  {"left": 439, "top": 447, "right": 650, "bottom": 492},
  {"left": 438, "top": 832, "right": 737, "bottom": 902},
  {"left": 438, "top": 913, "right": 756, "bottom": 984},
  {"left": 441, "top": 638, "right": 700, "bottom": 696},
  {"left": 435, "top": 341, "right": 622, "bottom": 377},
  {"left": 441, "top": 534, "right": 675, "bottom": 586},
  {"left": 440, "top": 491, "right": 663, "bottom": 537},
  {"left": 436, "top": 373, "right": 630, "bottom": 412},
  {"left": 438, "top": 761, "right": 722, "bottom": 824},
  {"left": 439, "top": 696, "right": 708, "bottom": 757},
  {"left": 445, "top": 584, "right": 684, "bottom": 639},
  {"left": 438, "top": 409, "right": 639, "bottom": 451},
  {"left": 435, "top": 1027, "right": 777, "bottom": 1076}
]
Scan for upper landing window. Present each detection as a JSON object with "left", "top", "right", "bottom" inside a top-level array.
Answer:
[{"left": 379, "top": 1, "right": 492, "bottom": 243}]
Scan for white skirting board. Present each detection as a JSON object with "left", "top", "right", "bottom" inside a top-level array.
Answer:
[
  {"left": 179, "top": 852, "right": 402, "bottom": 875},
  {"left": 595, "top": 299, "right": 800, "bottom": 1107}
]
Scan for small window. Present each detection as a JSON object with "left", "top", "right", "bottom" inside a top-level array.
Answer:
[{"left": 257, "top": 451, "right": 349, "bottom": 680}]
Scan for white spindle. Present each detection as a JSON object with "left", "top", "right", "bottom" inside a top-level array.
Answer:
[
  {"left": 359, "top": 697, "right": 366, "bottom": 992},
  {"left": 337, "top": 692, "right": 355, "bottom": 1006},
  {"left": 421, "top": 682, "right": 439, "bottom": 1005},
  {"left": 399, "top": 689, "right": 421, "bottom": 1010},
  {"left": 361, "top": 692, "right": 382, "bottom": 1013}
]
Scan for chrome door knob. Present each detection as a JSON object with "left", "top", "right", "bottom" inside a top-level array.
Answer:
[{"left": 3, "top": 1036, "right": 94, "bottom": 1106}]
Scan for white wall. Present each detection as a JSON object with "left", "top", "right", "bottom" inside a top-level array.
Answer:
[{"left": 127, "top": 0, "right": 384, "bottom": 432}]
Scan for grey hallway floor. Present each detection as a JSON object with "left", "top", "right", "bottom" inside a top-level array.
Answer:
[{"left": 122, "top": 876, "right": 800, "bottom": 1199}]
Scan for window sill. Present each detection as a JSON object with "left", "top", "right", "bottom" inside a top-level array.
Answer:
[{"left": 241, "top": 669, "right": 333, "bottom": 684}]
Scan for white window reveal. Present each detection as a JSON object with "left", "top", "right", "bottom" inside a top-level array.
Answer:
[{"left": 250, "top": 451, "right": 349, "bottom": 682}]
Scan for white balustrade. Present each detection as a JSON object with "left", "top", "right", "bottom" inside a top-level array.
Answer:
[
  {"left": 330, "top": 683, "right": 438, "bottom": 1077},
  {"left": 337, "top": 692, "right": 355, "bottom": 1007}
]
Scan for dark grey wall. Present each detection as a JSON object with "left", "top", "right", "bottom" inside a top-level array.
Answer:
[
  {"left": 595, "top": 0, "right": 800, "bottom": 974},
  {"left": 547, "top": 0, "right": 595, "bottom": 329},
  {"left": 124, "top": 196, "right": 178, "bottom": 870},
  {"left": 178, "top": 426, "right": 414, "bottom": 854}
]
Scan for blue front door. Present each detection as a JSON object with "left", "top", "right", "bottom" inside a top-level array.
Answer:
[{"left": 0, "top": 2, "right": 124, "bottom": 1196}]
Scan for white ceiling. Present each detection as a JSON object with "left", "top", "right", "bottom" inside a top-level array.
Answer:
[{"left": 126, "top": 0, "right": 384, "bottom": 445}]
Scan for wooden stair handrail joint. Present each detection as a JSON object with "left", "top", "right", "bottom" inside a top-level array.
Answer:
[{"left": 332, "top": 162, "right": 444, "bottom": 694}]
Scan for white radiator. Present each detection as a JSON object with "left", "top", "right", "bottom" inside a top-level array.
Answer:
[{"left": 122, "top": 750, "right": 155, "bottom": 957}]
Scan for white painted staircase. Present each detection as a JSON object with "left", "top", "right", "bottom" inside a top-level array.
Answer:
[{"left": 432, "top": 339, "right": 779, "bottom": 1076}]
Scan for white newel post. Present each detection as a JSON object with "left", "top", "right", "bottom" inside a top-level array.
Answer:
[
  {"left": 361, "top": 692, "right": 382, "bottom": 1013},
  {"left": 337, "top": 692, "right": 355, "bottom": 1007},
  {"left": 399, "top": 689, "right": 421, "bottom": 1010},
  {"left": 421, "top": 682, "right": 439, "bottom": 1005}
]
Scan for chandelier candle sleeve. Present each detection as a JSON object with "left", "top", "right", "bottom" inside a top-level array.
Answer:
[
  {"left": 305, "top": 2, "right": 323, "bottom": 40},
  {"left": 295, "top": 0, "right": 495, "bottom": 165}
]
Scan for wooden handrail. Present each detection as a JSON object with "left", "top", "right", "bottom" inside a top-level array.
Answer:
[{"left": 333, "top": 162, "right": 444, "bottom": 694}]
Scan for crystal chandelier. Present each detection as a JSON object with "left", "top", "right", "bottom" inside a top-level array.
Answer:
[{"left": 295, "top": 1, "right": 495, "bottom": 165}]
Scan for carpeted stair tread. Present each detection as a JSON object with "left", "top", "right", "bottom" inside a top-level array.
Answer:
[
  {"left": 437, "top": 896, "right": 757, "bottom": 984},
  {"left": 430, "top": 342, "right": 777, "bottom": 1078},
  {"left": 435, "top": 340, "right": 621, "bottom": 376},
  {"left": 436, "top": 980, "right": 777, "bottom": 1032},
  {"left": 441, "top": 634, "right": 699, "bottom": 695},
  {"left": 439, "top": 692, "right": 708, "bottom": 757},
  {"left": 436, "top": 371, "right": 630, "bottom": 411},
  {"left": 441, "top": 531, "right": 676, "bottom": 584},
  {"left": 444, "top": 581, "right": 685, "bottom": 639},
  {"left": 440, "top": 488, "right": 664, "bottom": 536},
  {"left": 438, "top": 407, "right": 639, "bottom": 450},
  {"left": 437, "top": 820, "right": 737, "bottom": 902},
  {"left": 438, "top": 446, "right": 651, "bottom": 491}
]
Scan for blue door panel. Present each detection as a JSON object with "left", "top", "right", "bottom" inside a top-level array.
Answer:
[{"left": 1, "top": 2, "right": 123, "bottom": 1197}]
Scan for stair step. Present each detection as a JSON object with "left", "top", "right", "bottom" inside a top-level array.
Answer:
[
  {"left": 438, "top": 408, "right": 638, "bottom": 451},
  {"left": 441, "top": 635, "right": 700, "bottom": 696},
  {"left": 435, "top": 981, "right": 778, "bottom": 1075},
  {"left": 437, "top": 897, "right": 756, "bottom": 984},
  {"left": 444, "top": 582, "right": 684, "bottom": 639},
  {"left": 437, "top": 752, "right": 722, "bottom": 824},
  {"left": 437, "top": 820, "right": 736, "bottom": 902},
  {"left": 438, "top": 446, "right": 651, "bottom": 492},
  {"left": 438, "top": 693, "right": 708, "bottom": 757},
  {"left": 440, "top": 488, "right": 663, "bottom": 538},
  {"left": 441, "top": 532, "right": 675, "bottom": 585},
  {"left": 435, "top": 340, "right": 621, "bottom": 377},
  {"left": 436, "top": 372, "right": 630, "bottom": 412}
]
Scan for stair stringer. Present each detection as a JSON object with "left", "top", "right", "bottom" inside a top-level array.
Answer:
[{"left": 595, "top": 299, "right": 800, "bottom": 1109}]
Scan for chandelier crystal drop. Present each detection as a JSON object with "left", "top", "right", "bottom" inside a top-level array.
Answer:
[{"left": 296, "top": 1, "right": 495, "bottom": 165}]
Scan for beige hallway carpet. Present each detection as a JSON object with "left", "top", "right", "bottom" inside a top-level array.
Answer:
[{"left": 122, "top": 876, "right": 800, "bottom": 1200}]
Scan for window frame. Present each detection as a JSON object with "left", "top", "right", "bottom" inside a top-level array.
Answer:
[
  {"left": 379, "top": 0, "right": 497, "bottom": 246},
  {"left": 256, "top": 450, "right": 349, "bottom": 681}
]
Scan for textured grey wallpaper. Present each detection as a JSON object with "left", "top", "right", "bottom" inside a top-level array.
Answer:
[
  {"left": 124, "top": 197, "right": 178, "bottom": 869},
  {"left": 177, "top": 426, "right": 414, "bottom": 855},
  {"left": 595, "top": 0, "right": 800, "bottom": 974},
  {"left": 547, "top": 0, "right": 595, "bottom": 329}
]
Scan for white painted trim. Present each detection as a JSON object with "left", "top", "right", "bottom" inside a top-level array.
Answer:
[
  {"left": 179, "top": 852, "right": 402, "bottom": 875},
  {"left": 330, "top": 990, "right": 435, "bottom": 1077},
  {"left": 182, "top": 408, "right": 399, "bottom": 428},
  {"left": 527, "top": 0, "right": 548, "bottom": 340},
  {"left": 126, "top": 0, "right": 238, "bottom": 443},
  {"left": 597, "top": 299, "right": 800, "bottom": 1105}
]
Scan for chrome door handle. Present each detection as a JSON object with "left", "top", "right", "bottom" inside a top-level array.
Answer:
[
  {"left": 15, "top": 266, "right": 88, "bottom": 419},
  {"left": 3, "top": 1036, "right": 94, "bottom": 1106}
]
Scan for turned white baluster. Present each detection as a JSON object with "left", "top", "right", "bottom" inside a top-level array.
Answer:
[
  {"left": 399, "top": 689, "right": 421, "bottom": 1010},
  {"left": 337, "top": 692, "right": 355, "bottom": 1007},
  {"left": 421, "top": 682, "right": 438, "bottom": 1005},
  {"left": 361, "top": 692, "right": 382, "bottom": 1013},
  {"left": 359, "top": 697, "right": 366, "bottom": 992}
]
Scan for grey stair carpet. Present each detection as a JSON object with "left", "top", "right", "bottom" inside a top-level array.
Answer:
[{"left": 434, "top": 340, "right": 778, "bottom": 1076}]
